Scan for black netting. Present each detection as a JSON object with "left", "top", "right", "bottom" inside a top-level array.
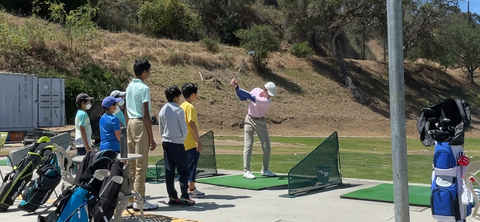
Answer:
[
  {"left": 288, "top": 131, "right": 342, "bottom": 195},
  {"left": 154, "top": 131, "right": 218, "bottom": 182}
]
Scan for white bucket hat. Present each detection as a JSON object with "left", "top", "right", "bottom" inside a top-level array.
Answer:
[{"left": 264, "top": 82, "right": 276, "bottom": 97}]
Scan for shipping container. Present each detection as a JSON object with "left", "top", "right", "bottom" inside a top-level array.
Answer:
[{"left": 0, "top": 73, "right": 65, "bottom": 132}]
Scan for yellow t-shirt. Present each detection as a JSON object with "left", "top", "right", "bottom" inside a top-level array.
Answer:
[{"left": 180, "top": 101, "right": 198, "bottom": 150}]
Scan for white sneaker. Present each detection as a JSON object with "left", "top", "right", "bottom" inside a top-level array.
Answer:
[
  {"left": 261, "top": 169, "right": 277, "bottom": 177},
  {"left": 127, "top": 202, "right": 134, "bottom": 208},
  {"left": 188, "top": 188, "right": 205, "bottom": 197},
  {"left": 133, "top": 200, "right": 159, "bottom": 211},
  {"left": 243, "top": 171, "right": 256, "bottom": 179}
]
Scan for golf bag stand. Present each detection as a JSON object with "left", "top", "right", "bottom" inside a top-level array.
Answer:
[{"left": 417, "top": 99, "right": 473, "bottom": 222}]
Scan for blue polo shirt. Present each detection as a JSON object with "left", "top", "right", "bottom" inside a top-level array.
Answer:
[
  {"left": 99, "top": 113, "right": 121, "bottom": 152},
  {"left": 126, "top": 78, "right": 151, "bottom": 118}
]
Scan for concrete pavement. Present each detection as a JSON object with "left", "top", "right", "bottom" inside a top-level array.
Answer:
[{"left": 0, "top": 162, "right": 439, "bottom": 222}]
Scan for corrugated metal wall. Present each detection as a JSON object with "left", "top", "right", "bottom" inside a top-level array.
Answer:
[
  {"left": 0, "top": 73, "right": 38, "bottom": 131},
  {"left": 0, "top": 73, "right": 65, "bottom": 132}
]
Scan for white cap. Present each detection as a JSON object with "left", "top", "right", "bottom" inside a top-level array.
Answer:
[
  {"left": 110, "top": 90, "right": 126, "bottom": 98},
  {"left": 264, "top": 82, "right": 276, "bottom": 97}
]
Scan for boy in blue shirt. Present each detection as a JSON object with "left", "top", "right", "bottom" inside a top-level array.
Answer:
[{"left": 99, "top": 96, "right": 122, "bottom": 152}]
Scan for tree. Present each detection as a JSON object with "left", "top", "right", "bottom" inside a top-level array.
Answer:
[
  {"left": 235, "top": 24, "right": 279, "bottom": 65},
  {"left": 433, "top": 18, "right": 480, "bottom": 84}
]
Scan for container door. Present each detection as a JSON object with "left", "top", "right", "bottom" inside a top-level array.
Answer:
[{"left": 38, "top": 78, "right": 65, "bottom": 127}]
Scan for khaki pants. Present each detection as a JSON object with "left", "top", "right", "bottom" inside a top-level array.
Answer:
[
  {"left": 127, "top": 118, "right": 150, "bottom": 199},
  {"left": 243, "top": 115, "right": 271, "bottom": 172}
]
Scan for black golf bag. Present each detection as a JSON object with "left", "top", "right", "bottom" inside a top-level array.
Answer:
[
  {"left": 417, "top": 99, "right": 473, "bottom": 222},
  {"left": 37, "top": 150, "right": 117, "bottom": 222},
  {"left": 18, "top": 146, "right": 62, "bottom": 213},
  {"left": 92, "top": 160, "right": 124, "bottom": 222},
  {"left": 0, "top": 137, "right": 52, "bottom": 212}
]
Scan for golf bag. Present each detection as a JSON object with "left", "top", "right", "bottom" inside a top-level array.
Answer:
[
  {"left": 18, "top": 147, "right": 62, "bottom": 213},
  {"left": 417, "top": 99, "right": 473, "bottom": 222},
  {"left": 37, "top": 150, "right": 117, "bottom": 222},
  {"left": 91, "top": 160, "right": 124, "bottom": 222},
  {"left": 0, "top": 137, "right": 52, "bottom": 212}
]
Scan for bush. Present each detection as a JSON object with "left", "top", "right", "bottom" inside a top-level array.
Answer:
[
  {"left": 96, "top": 0, "right": 141, "bottom": 32},
  {"left": 291, "top": 41, "right": 314, "bottom": 58},
  {"left": 138, "top": 0, "right": 202, "bottom": 41},
  {"left": 200, "top": 38, "right": 220, "bottom": 53},
  {"left": 0, "top": 15, "right": 46, "bottom": 70},
  {"left": 47, "top": 0, "right": 100, "bottom": 55},
  {"left": 64, "top": 64, "right": 130, "bottom": 122},
  {"left": 235, "top": 25, "right": 279, "bottom": 65}
]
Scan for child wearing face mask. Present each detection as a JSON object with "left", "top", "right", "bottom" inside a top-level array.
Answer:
[
  {"left": 74, "top": 93, "right": 94, "bottom": 155},
  {"left": 99, "top": 96, "right": 122, "bottom": 153},
  {"left": 110, "top": 90, "right": 127, "bottom": 127}
]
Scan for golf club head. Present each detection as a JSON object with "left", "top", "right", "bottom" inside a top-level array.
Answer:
[
  {"left": 248, "top": 51, "right": 255, "bottom": 55},
  {"left": 93, "top": 169, "right": 111, "bottom": 181},
  {"left": 110, "top": 176, "right": 124, "bottom": 185}
]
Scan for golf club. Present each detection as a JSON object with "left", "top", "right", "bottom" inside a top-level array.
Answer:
[{"left": 234, "top": 50, "right": 255, "bottom": 78}]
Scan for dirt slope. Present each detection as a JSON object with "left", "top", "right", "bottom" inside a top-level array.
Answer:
[{"left": 3, "top": 13, "right": 480, "bottom": 138}]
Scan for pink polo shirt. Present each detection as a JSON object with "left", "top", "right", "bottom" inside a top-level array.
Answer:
[{"left": 247, "top": 88, "right": 271, "bottom": 118}]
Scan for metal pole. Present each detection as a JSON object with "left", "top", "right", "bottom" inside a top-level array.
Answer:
[{"left": 386, "top": 0, "right": 410, "bottom": 221}]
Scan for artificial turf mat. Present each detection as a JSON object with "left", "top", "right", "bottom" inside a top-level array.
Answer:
[
  {"left": 340, "top": 183, "right": 431, "bottom": 207},
  {"left": 0, "top": 159, "right": 7, "bottom": 166},
  {"left": 196, "top": 173, "right": 288, "bottom": 190}
]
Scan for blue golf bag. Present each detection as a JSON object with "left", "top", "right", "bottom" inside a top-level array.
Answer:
[
  {"left": 37, "top": 150, "right": 117, "bottom": 222},
  {"left": 417, "top": 99, "right": 473, "bottom": 222}
]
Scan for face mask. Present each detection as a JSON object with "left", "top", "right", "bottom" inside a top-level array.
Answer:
[
  {"left": 118, "top": 99, "right": 125, "bottom": 106},
  {"left": 114, "top": 106, "right": 120, "bottom": 114},
  {"left": 86, "top": 103, "right": 92, "bottom": 110}
]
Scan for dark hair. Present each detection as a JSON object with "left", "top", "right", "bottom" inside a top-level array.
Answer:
[
  {"left": 165, "top": 85, "right": 182, "bottom": 102},
  {"left": 133, "top": 59, "right": 151, "bottom": 77},
  {"left": 181, "top": 83, "right": 198, "bottom": 99},
  {"left": 76, "top": 101, "right": 83, "bottom": 109}
]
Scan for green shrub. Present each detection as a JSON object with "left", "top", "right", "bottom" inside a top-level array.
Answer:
[
  {"left": 47, "top": 0, "right": 100, "bottom": 55},
  {"left": 235, "top": 25, "right": 279, "bottom": 65},
  {"left": 96, "top": 0, "right": 141, "bottom": 32},
  {"left": 200, "top": 38, "right": 220, "bottom": 53},
  {"left": 138, "top": 0, "right": 202, "bottom": 41},
  {"left": 291, "top": 41, "right": 314, "bottom": 58},
  {"left": 64, "top": 64, "right": 130, "bottom": 122}
]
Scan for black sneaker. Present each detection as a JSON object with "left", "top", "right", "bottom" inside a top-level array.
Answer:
[
  {"left": 180, "top": 198, "right": 195, "bottom": 206},
  {"left": 168, "top": 197, "right": 181, "bottom": 205}
]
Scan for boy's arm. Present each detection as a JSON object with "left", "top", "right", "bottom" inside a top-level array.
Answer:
[
  {"left": 179, "top": 110, "right": 188, "bottom": 142},
  {"left": 189, "top": 121, "right": 202, "bottom": 152},
  {"left": 143, "top": 102, "right": 155, "bottom": 150},
  {"left": 113, "top": 118, "right": 121, "bottom": 142},
  {"left": 78, "top": 114, "right": 91, "bottom": 151},
  {"left": 186, "top": 106, "right": 202, "bottom": 152},
  {"left": 80, "top": 127, "right": 91, "bottom": 151},
  {"left": 141, "top": 88, "right": 155, "bottom": 151},
  {"left": 124, "top": 104, "right": 129, "bottom": 126}
]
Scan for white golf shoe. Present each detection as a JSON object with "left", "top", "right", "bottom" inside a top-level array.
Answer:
[
  {"left": 243, "top": 171, "right": 256, "bottom": 179},
  {"left": 261, "top": 169, "right": 277, "bottom": 177}
]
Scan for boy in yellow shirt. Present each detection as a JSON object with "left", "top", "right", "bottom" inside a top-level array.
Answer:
[{"left": 180, "top": 83, "right": 205, "bottom": 197}]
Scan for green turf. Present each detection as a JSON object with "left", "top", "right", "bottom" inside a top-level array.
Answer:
[
  {"left": 0, "top": 159, "right": 7, "bottom": 166},
  {"left": 196, "top": 173, "right": 288, "bottom": 190},
  {"left": 340, "top": 183, "right": 431, "bottom": 207}
]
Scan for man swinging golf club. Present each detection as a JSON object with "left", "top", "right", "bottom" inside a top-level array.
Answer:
[{"left": 230, "top": 77, "right": 277, "bottom": 179}]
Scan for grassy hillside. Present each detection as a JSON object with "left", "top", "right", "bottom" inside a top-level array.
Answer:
[{"left": 2, "top": 12, "right": 480, "bottom": 138}]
